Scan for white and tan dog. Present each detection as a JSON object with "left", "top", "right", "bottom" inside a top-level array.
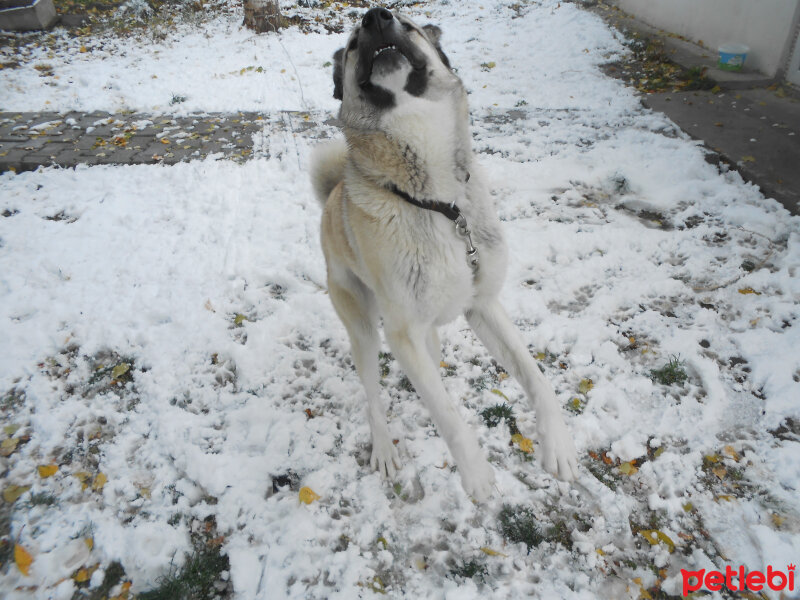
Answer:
[{"left": 311, "top": 8, "right": 578, "bottom": 501}]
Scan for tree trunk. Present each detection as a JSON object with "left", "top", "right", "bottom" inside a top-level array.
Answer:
[{"left": 243, "top": 0, "right": 282, "bottom": 33}]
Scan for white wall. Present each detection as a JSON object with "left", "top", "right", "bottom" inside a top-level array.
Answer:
[{"left": 615, "top": 0, "right": 800, "bottom": 77}]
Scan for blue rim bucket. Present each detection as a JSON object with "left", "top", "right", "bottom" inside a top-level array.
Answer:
[{"left": 718, "top": 43, "right": 749, "bottom": 71}]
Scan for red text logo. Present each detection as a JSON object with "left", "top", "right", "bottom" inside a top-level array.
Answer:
[{"left": 681, "top": 564, "right": 795, "bottom": 596}]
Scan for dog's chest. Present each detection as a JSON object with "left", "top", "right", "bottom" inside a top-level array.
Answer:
[{"left": 382, "top": 210, "right": 476, "bottom": 321}]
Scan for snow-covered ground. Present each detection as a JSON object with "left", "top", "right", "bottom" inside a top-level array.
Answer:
[{"left": 1, "top": 1, "right": 799, "bottom": 598}]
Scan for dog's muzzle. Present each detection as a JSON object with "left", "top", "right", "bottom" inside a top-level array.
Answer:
[
  {"left": 361, "top": 7, "right": 393, "bottom": 31},
  {"left": 356, "top": 8, "right": 426, "bottom": 87}
]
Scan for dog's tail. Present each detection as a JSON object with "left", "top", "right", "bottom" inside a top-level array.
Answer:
[{"left": 310, "top": 139, "right": 347, "bottom": 204}]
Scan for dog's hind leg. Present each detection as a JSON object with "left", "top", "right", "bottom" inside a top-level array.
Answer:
[
  {"left": 384, "top": 322, "right": 495, "bottom": 501},
  {"left": 426, "top": 327, "right": 441, "bottom": 367},
  {"left": 465, "top": 299, "right": 579, "bottom": 481},
  {"left": 328, "top": 275, "right": 400, "bottom": 478}
]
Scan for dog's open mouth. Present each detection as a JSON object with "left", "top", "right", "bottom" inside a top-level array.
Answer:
[
  {"left": 373, "top": 43, "right": 398, "bottom": 59},
  {"left": 358, "top": 41, "right": 412, "bottom": 86}
]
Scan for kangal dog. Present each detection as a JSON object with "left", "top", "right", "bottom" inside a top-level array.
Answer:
[{"left": 310, "top": 8, "right": 578, "bottom": 500}]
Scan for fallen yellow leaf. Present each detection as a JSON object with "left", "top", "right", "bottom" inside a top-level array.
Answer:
[
  {"left": 1, "top": 437, "right": 19, "bottom": 456},
  {"left": 578, "top": 379, "right": 594, "bottom": 394},
  {"left": 85, "top": 538, "right": 94, "bottom": 550},
  {"left": 74, "top": 568, "right": 90, "bottom": 583},
  {"left": 741, "top": 155, "right": 756, "bottom": 163},
  {"left": 111, "top": 363, "right": 130, "bottom": 379},
  {"left": 738, "top": 287, "right": 761, "bottom": 295},
  {"left": 712, "top": 466, "right": 727, "bottom": 479},
  {"left": 511, "top": 433, "right": 534, "bottom": 453},
  {"left": 92, "top": 473, "right": 107, "bottom": 491},
  {"left": 298, "top": 486, "right": 320, "bottom": 504},
  {"left": 619, "top": 461, "right": 638, "bottom": 476},
  {"left": 639, "top": 529, "right": 675, "bottom": 552},
  {"left": 480, "top": 546, "right": 508, "bottom": 557},
  {"left": 74, "top": 471, "right": 92, "bottom": 489},
  {"left": 38, "top": 464, "right": 59, "bottom": 478},
  {"left": 15, "top": 544, "right": 33, "bottom": 576},
  {"left": 3, "top": 484, "right": 31, "bottom": 503},
  {"left": 723, "top": 445, "right": 740, "bottom": 462},
  {"left": 491, "top": 388, "right": 509, "bottom": 402}
]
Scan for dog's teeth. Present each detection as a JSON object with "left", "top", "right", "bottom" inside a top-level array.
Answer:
[{"left": 373, "top": 44, "right": 397, "bottom": 58}]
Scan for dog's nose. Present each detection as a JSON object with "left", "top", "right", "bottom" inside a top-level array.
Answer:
[{"left": 362, "top": 7, "right": 393, "bottom": 31}]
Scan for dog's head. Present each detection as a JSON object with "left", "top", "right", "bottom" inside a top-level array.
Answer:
[{"left": 331, "top": 8, "right": 461, "bottom": 124}]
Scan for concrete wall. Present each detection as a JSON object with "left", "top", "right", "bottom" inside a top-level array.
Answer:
[{"left": 614, "top": 0, "right": 800, "bottom": 77}]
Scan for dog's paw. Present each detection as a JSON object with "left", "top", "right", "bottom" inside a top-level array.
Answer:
[
  {"left": 458, "top": 458, "right": 496, "bottom": 502},
  {"left": 537, "top": 413, "right": 579, "bottom": 481},
  {"left": 370, "top": 435, "right": 401, "bottom": 479}
]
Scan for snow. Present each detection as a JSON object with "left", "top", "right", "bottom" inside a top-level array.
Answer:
[{"left": 1, "top": 1, "right": 800, "bottom": 598}]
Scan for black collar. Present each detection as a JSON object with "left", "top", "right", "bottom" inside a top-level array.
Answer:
[
  {"left": 386, "top": 183, "right": 462, "bottom": 221},
  {"left": 385, "top": 172, "right": 470, "bottom": 222}
]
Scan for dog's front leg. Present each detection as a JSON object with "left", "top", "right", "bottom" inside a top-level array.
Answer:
[
  {"left": 384, "top": 323, "right": 496, "bottom": 501},
  {"left": 465, "top": 300, "right": 579, "bottom": 481},
  {"left": 328, "top": 279, "right": 400, "bottom": 478}
]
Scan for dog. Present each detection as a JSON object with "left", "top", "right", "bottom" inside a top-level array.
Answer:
[{"left": 310, "top": 7, "right": 578, "bottom": 501}]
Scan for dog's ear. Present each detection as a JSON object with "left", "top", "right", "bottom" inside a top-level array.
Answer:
[
  {"left": 422, "top": 24, "right": 451, "bottom": 69},
  {"left": 332, "top": 47, "right": 344, "bottom": 100},
  {"left": 422, "top": 24, "right": 442, "bottom": 45}
]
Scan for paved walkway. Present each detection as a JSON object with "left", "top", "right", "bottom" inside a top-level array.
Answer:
[
  {"left": 590, "top": 1, "right": 800, "bottom": 215},
  {"left": 2, "top": 93, "right": 798, "bottom": 215},
  {"left": 0, "top": 111, "right": 324, "bottom": 172}
]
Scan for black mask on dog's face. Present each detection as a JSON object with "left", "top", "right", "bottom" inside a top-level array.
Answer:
[{"left": 331, "top": 9, "right": 451, "bottom": 110}]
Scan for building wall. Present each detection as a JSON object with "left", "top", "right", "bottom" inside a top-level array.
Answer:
[{"left": 615, "top": 0, "right": 800, "bottom": 77}]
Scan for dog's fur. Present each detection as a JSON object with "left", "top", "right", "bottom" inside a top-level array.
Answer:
[{"left": 311, "top": 9, "right": 578, "bottom": 500}]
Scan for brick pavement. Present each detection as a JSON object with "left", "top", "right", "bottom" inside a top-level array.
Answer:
[{"left": 0, "top": 111, "right": 329, "bottom": 173}]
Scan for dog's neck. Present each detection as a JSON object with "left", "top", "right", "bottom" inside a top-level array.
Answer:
[{"left": 344, "top": 119, "right": 470, "bottom": 203}]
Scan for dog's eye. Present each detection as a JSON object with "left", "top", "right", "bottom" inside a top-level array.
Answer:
[
  {"left": 402, "top": 23, "right": 414, "bottom": 32},
  {"left": 347, "top": 37, "right": 358, "bottom": 51}
]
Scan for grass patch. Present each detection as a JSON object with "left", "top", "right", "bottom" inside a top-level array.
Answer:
[
  {"left": 545, "top": 520, "right": 574, "bottom": 550},
  {"left": 650, "top": 356, "right": 688, "bottom": 386},
  {"left": 138, "top": 542, "right": 229, "bottom": 600},
  {"left": 450, "top": 558, "right": 488, "bottom": 582},
  {"left": 28, "top": 492, "right": 58, "bottom": 507},
  {"left": 585, "top": 459, "right": 620, "bottom": 491},
  {"left": 480, "top": 403, "right": 515, "bottom": 429},
  {"left": 378, "top": 351, "right": 392, "bottom": 379},
  {"left": 1, "top": 388, "right": 25, "bottom": 413},
  {"left": 398, "top": 375, "right": 414, "bottom": 393},
  {"left": 139, "top": 516, "right": 229, "bottom": 600},
  {"left": 566, "top": 396, "right": 586, "bottom": 415},
  {"left": 498, "top": 505, "right": 544, "bottom": 553}
]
